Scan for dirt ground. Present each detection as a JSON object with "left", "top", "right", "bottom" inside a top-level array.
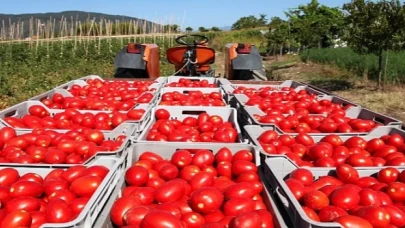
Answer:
[{"left": 264, "top": 56, "right": 405, "bottom": 122}]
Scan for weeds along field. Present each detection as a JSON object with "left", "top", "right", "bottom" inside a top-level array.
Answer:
[
  {"left": 301, "top": 48, "right": 405, "bottom": 83},
  {"left": 0, "top": 29, "right": 266, "bottom": 109}
]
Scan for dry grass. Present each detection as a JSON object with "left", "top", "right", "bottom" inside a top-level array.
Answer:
[{"left": 267, "top": 56, "right": 405, "bottom": 122}]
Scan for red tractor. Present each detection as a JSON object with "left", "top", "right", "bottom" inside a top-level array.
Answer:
[{"left": 113, "top": 34, "right": 264, "bottom": 80}]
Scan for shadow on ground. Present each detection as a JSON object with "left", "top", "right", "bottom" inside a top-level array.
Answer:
[{"left": 309, "top": 79, "right": 354, "bottom": 91}]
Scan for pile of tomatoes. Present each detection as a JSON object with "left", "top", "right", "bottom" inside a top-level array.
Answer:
[
  {"left": 165, "top": 78, "right": 218, "bottom": 88},
  {"left": 0, "top": 165, "right": 109, "bottom": 227},
  {"left": 83, "top": 78, "right": 158, "bottom": 90},
  {"left": 40, "top": 92, "right": 154, "bottom": 111},
  {"left": 110, "top": 148, "right": 274, "bottom": 227},
  {"left": 246, "top": 95, "right": 353, "bottom": 115},
  {"left": 159, "top": 91, "right": 226, "bottom": 106},
  {"left": 0, "top": 127, "right": 126, "bottom": 164},
  {"left": 146, "top": 109, "right": 239, "bottom": 143},
  {"left": 257, "top": 129, "right": 405, "bottom": 167},
  {"left": 3, "top": 105, "right": 146, "bottom": 130},
  {"left": 252, "top": 112, "right": 380, "bottom": 134},
  {"left": 285, "top": 165, "right": 405, "bottom": 227},
  {"left": 234, "top": 86, "right": 314, "bottom": 98}
]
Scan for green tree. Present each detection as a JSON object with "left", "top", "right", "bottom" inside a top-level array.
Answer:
[
  {"left": 343, "top": 0, "right": 405, "bottom": 88},
  {"left": 231, "top": 14, "right": 267, "bottom": 30},
  {"left": 211, "top": 26, "right": 222, "bottom": 32},
  {"left": 185, "top": 27, "right": 193, "bottom": 33},
  {"left": 267, "top": 20, "right": 289, "bottom": 60},
  {"left": 198, "top": 27, "right": 209, "bottom": 32},
  {"left": 287, "top": 0, "right": 345, "bottom": 51}
]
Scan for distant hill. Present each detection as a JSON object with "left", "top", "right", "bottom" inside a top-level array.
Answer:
[{"left": 0, "top": 11, "right": 156, "bottom": 38}]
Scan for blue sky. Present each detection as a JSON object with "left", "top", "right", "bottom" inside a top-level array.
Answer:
[{"left": 2, "top": 0, "right": 348, "bottom": 29}]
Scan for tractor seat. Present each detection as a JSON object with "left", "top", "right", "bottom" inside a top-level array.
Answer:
[{"left": 166, "top": 46, "right": 215, "bottom": 67}]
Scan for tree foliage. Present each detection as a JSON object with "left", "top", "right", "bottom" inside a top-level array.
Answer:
[
  {"left": 185, "top": 27, "right": 193, "bottom": 32},
  {"left": 287, "top": 0, "right": 345, "bottom": 49},
  {"left": 343, "top": 0, "right": 405, "bottom": 87},
  {"left": 211, "top": 27, "right": 222, "bottom": 32},
  {"left": 198, "top": 27, "right": 209, "bottom": 32},
  {"left": 231, "top": 14, "right": 268, "bottom": 30}
]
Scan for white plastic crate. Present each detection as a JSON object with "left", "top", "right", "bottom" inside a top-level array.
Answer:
[
  {"left": 135, "top": 106, "right": 244, "bottom": 143},
  {"left": 244, "top": 125, "right": 405, "bottom": 157},
  {"left": 263, "top": 156, "right": 403, "bottom": 228},
  {"left": 93, "top": 143, "right": 292, "bottom": 228},
  {"left": 0, "top": 101, "right": 150, "bottom": 134}
]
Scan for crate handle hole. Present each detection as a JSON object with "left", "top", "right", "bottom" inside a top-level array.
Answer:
[
  {"left": 4, "top": 110, "right": 17, "bottom": 117},
  {"left": 182, "top": 111, "right": 207, "bottom": 115},
  {"left": 374, "top": 116, "right": 386, "bottom": 124}
]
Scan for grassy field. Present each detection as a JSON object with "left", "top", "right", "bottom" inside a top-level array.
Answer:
[
  {"left": 268, "top": 55, "right": 405, "bottom": 122},
  {"left": 301, "top": 48, "right": 405, "bottom": 84}
]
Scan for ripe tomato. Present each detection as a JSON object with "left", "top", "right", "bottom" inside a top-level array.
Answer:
[
  {"left": 302, "top": 206, "right": 320, "bottom": 222},
  {"left": 46, "top": 199, "right": 73, "bottom": 223},
  {"left": 330, "top": 186, "right": 360, "bottom": 210},
  {"left": 110, "top": 196, "right": 142, "bottom": 226},
  {"left": 0, "top": 168, "right": 19, "bottom": 186},
  {"left": 1, "top": 210, "right": 32, "bottom": 227},
  {"left": 155, "top": 109, "right": 170, "bottom": 120},
  {"left": 171, "top": 150, "right": 192, "bottom": 168},
  {"left": 303, "top": 190, "right": 330, "bottom": 210},
  {"left": 125, "top": 166, "right": 149, "bottom": 186},
  {"left": 318, "top": 206, "right": 348, "bottom": 222},
  {"left": 378, "top": 167, "right": 399, "bottom": 184},
  {"left": 336, "top": 164, "right": 359, "bottom": 183},
  {"left": 335, "top": 215, "right": 373, "bottom": 228},
  {"left": 181, "top": 212, "right": 205, "bottom": 228},
  {"left": 140, "top": 210, "right": 183, "bottom": 228},
  {"left": 10, "top": 180, "right": 44, "bottom": 198},
  {"left": 70, "top": 175, "right": 103, "bottom": 197},
  {"left": 154, "top": 180, "right": 185, "bottom": 203},
  {"left": 356, "top": 206, "right": 391, "bottom": 228},
  {"left": 223, "top": 198, "right": 255, "bottom": 216}
]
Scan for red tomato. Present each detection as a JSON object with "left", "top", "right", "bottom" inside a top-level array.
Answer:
[
  {"left": 336, "top": 164, "right": 360, "bottom": 183},
  {"left": 10, "top": 180, "right": 44, "bottom": 198},
  {"left": 110, "top": 197, "right": 142, "bottom": 226},
  {"left": 386, "top": 182, "right": 405, "bottom": 202},
  {"left": 181, "top": 212, "right": 205, "bottom": 228},
  {"left": 303, "top": 190, "right": 330, "bottom": 210},
  {"left": 335, "top": 215, "right": 373, "bottom": 228},
  {"left": 123, "top": 206, "right": 152, "bottom": 226},
  {"left": 232, "top": 160, "right": 257, "bottom": 175},
  {"left": 359, "top": 188, "right": 382, "bottom": 206},
  {"left": 356, "top": 206, "right": 391, "bottom": 228},
  {"left": 224, "top": 182, "right": 256, "bottom": 199},
  {"left": 140, "top": 210, "right": 183, "bottom": 228},
  {"left": 289, "top": 168, "right": 314, "bottom": 186},
  {"left": 223, "top": 198, "right": 255, "bottom": 216},
  {"left": 171, "top": 150, "right": 192, "bottom": 168},
  {"left": 318, "top": 206, "right": 348, "bottom": 222},
  {"left": 302, "top": 206, "right": 320, "bottom": 222},
  {"left": 0, "top": 168, "right": 19, "bottom": 186},
  {"left": 46, "top": 199, "right": 73, "bottom": 223},
  {"left": 231, "top": 211, "right": 261, "bottom": 228},
  {"left": 155, "top": 109, "right": 170, "bottom": 120},
  {"left": 330, "top": 186, "right": 360, "bottom": 210},
  {"left": 381, "top": 205, "right": 405, "bottom": 227},
  {"left": 125, "top": 166, "right": 149, "bottom": 186},
  {"left": 192, "top": 150, "right": 215, "bottom": 168},
  {"left": 154, "top": 180, "right": 185, "bottom": 203},
  {"left": 5, "top": 196, "right": 40, "bottom": 213},
  {"left": 1, "top": 210, "right": 32, "bottom": 227},
  {"left": 286, "top": 179, "right": 306, "bottom": 200},
  {"left": 70, "top": 175, "right": 103, "bottom": 197},
  {"left": 378, "top": 167, "right": 399, "bottom": 184}
]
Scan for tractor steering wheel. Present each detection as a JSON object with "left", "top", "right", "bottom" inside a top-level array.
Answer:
[{"left": 175, "top": 34, "right": 209, "bottom": 46}]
